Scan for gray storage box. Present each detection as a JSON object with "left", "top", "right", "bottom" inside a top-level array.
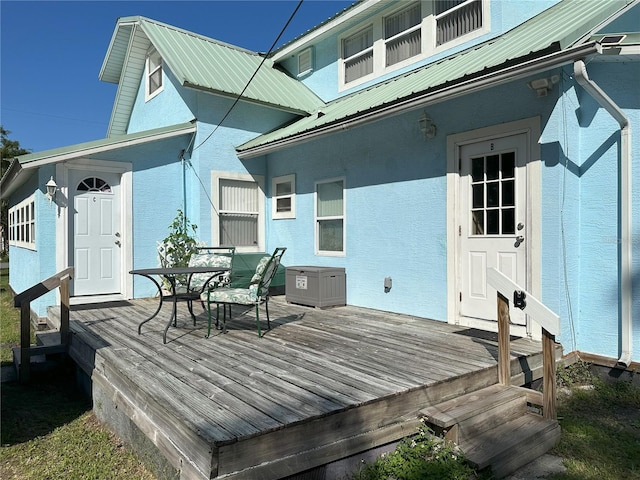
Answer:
[{"left": 286, "top": 266, "right": 346, "bottom": 308}]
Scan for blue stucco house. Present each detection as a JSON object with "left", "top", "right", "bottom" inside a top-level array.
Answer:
[{"left": 2, "top": 0, "right": 638, "bottom": 367}]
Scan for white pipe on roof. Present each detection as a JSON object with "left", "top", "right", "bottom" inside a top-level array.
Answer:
[{"left": 574, "top": 59, "right": 633, "bottom": 368}]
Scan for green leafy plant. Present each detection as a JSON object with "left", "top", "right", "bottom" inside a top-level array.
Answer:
[
  {"left": 157, "top": 210, "right": 199, "bottom": 291},
  {"left": 351, "top": 421, "right": 481, "bottom": 480},
  {"left": 556, "top": 359, "right": 593, "bottom": 388}
]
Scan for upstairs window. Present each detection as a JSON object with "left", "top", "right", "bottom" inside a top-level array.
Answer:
[
  {"left": 343, "top": 27, "right": 373, "bottom": 84},
  {"left": 385, "top": 3, "right": 422, "bottom": 67},
  {"left": 298, "top": 48, "right": 313, "bottom": 77},
  {"left": 339, "top": 1, "right": 487, "bottom": 90},
  {"left": 436, "top": 0, "right": 483, "bottom": 46},
  {"left": 146, "top": 49, "right": 163, "bottom": 100}
]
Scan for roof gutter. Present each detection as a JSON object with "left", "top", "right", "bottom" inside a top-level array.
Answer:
[
  {"left": 574, "top": 59, "right": 633, "bottom": 368},
  {"left": 238, "top": 42, "right": 601, "bottom": 159}
]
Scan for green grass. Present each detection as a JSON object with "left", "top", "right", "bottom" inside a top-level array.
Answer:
[
  {"left": 0, "top": 266, "right": 30, "bottom": 365},
  {"left": 550, "top": 363, "right": 640, "bottom": 480},
  {"left": 0, "top": 265, "right": 157, "bottom": 480},
  {"left": 0, "top": 372, "right": 156, "bottom": 480}
]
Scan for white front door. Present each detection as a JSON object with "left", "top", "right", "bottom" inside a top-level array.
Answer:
[
  {"left": 459, "top": 133, "right": 528, "bottom": 330},
  {"left": 72, "top": 172, "right": 122, "bottom": 296}
]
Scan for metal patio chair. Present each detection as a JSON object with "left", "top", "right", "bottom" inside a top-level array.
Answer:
[
  {"left": 203, "top": 247, "right": 286, "bottom": 337},
  {"left": 181, "top": 246, "right": 235, "bottom": 322}
]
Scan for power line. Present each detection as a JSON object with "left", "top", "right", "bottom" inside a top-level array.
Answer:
[{"left": 191, "top": 0, "right": 304, "bottom": 152}]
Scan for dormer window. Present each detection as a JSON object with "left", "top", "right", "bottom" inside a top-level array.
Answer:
[{"left": 146, "top": 49, "right": 163, "bottom": 100}]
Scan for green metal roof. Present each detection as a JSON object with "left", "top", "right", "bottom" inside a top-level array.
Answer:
[
  {"left": 101, "top": 17, "right": 324, "bottom": 117},
  {"left": 0, "top": 122, "right": 197, "bottom": 199},
  {"left": 238, "top": 0, "right": 635, "bottom": 154},
  {"left": 17, "top": 121, "right": 196, "bottom": 167}
]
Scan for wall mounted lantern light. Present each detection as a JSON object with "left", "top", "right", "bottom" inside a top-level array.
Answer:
[
  {"left": 46, "top": 176, "right": 58, "bottom": 204},
  {"left": 418, "top": 112, "right": 437, "bottom": 139},
  {"left": 527, "top": 75, "right": 559, "bottom": 97}
]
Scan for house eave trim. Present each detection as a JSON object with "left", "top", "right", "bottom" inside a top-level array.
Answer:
[
  {"left": 182, "top": 82, "right": 311, "bottom": 116},
  {"left": 22, "top": 123, "right": 196, "bottom": 170},
  {"left": 238, "top": 42, "right": 601, "bottom": 159}
]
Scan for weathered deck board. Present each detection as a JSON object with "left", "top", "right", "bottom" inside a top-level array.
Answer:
[{"left": 59, "top": 296, "right": 552, "bottom": 480}]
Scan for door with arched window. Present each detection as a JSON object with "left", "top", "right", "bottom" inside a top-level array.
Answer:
[{"left": 71, "top": 172, "right": 122, "bottom": 296}]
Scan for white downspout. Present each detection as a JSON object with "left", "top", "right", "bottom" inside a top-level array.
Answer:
[{"left": 574, "top": 60, "right": 633, "bottom": 367}]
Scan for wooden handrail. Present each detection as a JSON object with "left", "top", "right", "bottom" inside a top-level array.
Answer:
[
  {"left": 487, "top": 268, "right": 560, "bottom": 420},
  {"left": 14, "top": 267, "right": 74, "bottom": 382}
]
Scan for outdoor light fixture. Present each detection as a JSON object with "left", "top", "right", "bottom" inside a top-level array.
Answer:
[
  {"left": 45, "top": 176, "right": 58, "bottom": 204},
  {"left": 418, "top": 112, "right": 437, "bottom": 139},
  {"left": 527, "top": 75, "right": 559, "bottom": 97}
]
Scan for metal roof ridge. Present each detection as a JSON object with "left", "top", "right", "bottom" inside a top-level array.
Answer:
[{"left": 134, "top": 16, "right": 262, "bottom": 57}]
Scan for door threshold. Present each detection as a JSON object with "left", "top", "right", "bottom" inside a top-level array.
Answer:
[{"left": 70, "top": 294, "right": 126, "bottom": 306}]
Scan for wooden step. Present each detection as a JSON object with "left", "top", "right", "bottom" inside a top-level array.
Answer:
[
  {"left": 420, "top": 384, "right": 527, "bottom": 430},
  {"left": 12, "top": 342, "right": 68, "bottom": 380},
  {"left": 460, "top": 412, "right": 561, "bottom": 478},
  {"left": 36, "top": 330, "right": 63, "bottom": 347}
]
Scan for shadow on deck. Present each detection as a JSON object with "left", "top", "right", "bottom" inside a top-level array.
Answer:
[{"left": 50, "top": 296, "right": 557, "bottom": 480}]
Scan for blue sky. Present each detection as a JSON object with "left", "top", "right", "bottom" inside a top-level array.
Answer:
[{"left": 1, "top": 0, "right": 353, "bottom": 154}]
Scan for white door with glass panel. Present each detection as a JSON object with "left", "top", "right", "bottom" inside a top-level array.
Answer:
[
  {"left": 72, "top": 172, "right": 122, "bottom": 296},
  {"left": 459, "top": 134, "right": 527, "bottom": 328}
]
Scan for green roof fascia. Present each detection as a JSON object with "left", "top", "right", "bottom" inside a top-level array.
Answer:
[
  {"left": 137, "top": 18, "right": 324, "bottom": 115},
  {"left": 238, "top": 0, "right": 634, "bottom": 155},
  {"left": 16, "top": 121, "right": 196, "bottom": 168},
  {"left": 1, "top": 121, "right": 197, "bottom": 200}
]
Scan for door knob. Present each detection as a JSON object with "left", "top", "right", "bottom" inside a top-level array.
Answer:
[{"left": 514, "top": 235, "right": 525, "bottom": 247}]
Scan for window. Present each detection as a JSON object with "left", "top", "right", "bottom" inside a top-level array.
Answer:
[
  {"left": 212, "top": 172, "right": 264, "bottom": 251},
  {"left": 77, "top": 177, "right": 112, "bottom": 193},
  {"left": 385, "top": 4, "right": 422, "bottom": 67},
  {"left": 343, "top": 26, "right": 373, "bottom": 84},
  {"left": 436, "top": 0, "right": 483, "bottom": 46},
  {"left": 146, "top": 49, "right": 163, "bottom": 100},
  {"left": 339, "top": 1, "right": 487, "bottom": 89},
  {"left": 272, "top": 174, "right": 296, "bottom": 219},
  {"left": 298, "top": 48, "right": 313, "bottom": 77},
  {"left": 315, "top": 178, "right": 345, "bottom": 255},
  {"left": 8, "top": 195, "right": 36, "bottom": 249},
  {"left": 470, "top": 152, "right": 515, "bottom": 236}
]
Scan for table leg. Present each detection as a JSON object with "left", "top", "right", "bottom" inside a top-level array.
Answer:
[
  {"left": 137, "top": 274, "right": 164, "bottom": 334},
  {"left": 163, "top": 276, "right": 178, "bottom": 344}
]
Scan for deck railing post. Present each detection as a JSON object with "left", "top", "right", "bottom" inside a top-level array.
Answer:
[
  {"left": 542, "top": 328, "right": 556, "bottom": 419},
  {"left": 59, "top": 274, "right": 71, "bottom": 344},
  {"left": 19, "top": 301, "right": 32, "bottom": 382},
  {"left": 497, "top": 292, "right": 511, "bottom": 386}
]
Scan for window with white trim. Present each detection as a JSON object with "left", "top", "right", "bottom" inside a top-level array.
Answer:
[
  {"left": 385, "top": 3, "right": 422, "bottom": 67},
  {"left": 339, "top": 0, "right": 487, "bottom": 89},
  {"left": 272, "top": 174, "right": 296, "bottom": 219},
  {"left": 343, "top": 26, "right": 374, "bottom": 84},
  {"left": 436, "top": 0, "right": 483, "bottom": 46},
  {"left": 212, "top": 172, "right": 264, "bottom": 252},
  {"left": 146, "top": 49, "right": 163, "bottom": 100},
  {"left": 315, "top": 178, "right": 345, "bottom": 255},
  {"left": 8, "top": 195, "right": 36, "bottom": 249}
]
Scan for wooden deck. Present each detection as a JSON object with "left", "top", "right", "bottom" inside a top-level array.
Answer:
[{"left": 59, "top": 295, "right": 555, "bottom": 480}]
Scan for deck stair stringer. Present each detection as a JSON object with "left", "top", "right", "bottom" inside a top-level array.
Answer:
[{"left": 419, "top": 384, "right": 560, "bottom": 479}]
